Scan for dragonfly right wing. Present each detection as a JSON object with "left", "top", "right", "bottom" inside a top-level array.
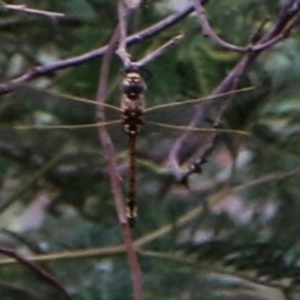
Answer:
[{"left": 136, "top": 88, "right": 252, "bottom": 180}]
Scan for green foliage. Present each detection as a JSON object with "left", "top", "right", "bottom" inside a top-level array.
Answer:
[{"left": 0, "top": 0, "right": 300, "bottom": 299}]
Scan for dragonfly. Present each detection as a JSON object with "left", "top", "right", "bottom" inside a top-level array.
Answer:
[{"left": 0, "top": 72, "right": 252, "bottom": 227}]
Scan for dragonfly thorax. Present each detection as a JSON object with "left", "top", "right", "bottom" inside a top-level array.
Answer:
[
  {"left": 122, "top": 103, "right": 144, "bottom": 136},
  {"left": 121, "top": 71, "right": 147, "bottom": 101},
  {"left": 121, "top": 70, "right": 146, "bottom": 136}
]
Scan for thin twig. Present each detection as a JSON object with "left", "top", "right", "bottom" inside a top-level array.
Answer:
[
  {"left": 96, "top": 27, "right": 125, "bottom": 227},
  {"left": 0, "top": 2, "right": 64, "bottom": 18},
  {"left": 194, "top": 0, "right": 247, "bottom": 52},
  {"left": 0, "top": 167, "right": 299, "bottom": 267},
  {"left": 0, "top": 247, "right": 73, "bottom": 300},
  {"left": 117, "top": 5, "right": 185, "bottom": 69},
  {"left": 194, "top": 0, "right": 298, "bottom": 53},
  {"left": 130, "top": 32, "right": 185, "bottom": 69},
  {"left": 138, "top": 250, "right": 300, "bottom": 294}
]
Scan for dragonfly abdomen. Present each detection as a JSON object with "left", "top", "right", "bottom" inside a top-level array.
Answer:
[
  {"left": 122, "top": 106, "right": 144, "bottom": 135},
  {"left": 126, "top": 134, "right": 137, "bottom": 228}
]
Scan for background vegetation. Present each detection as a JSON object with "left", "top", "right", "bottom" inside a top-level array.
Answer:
[{"left": 0, "top": 0, "right": 300, "bottom": 299}]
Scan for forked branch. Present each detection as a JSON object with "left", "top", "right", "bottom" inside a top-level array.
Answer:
[
  {"left": 173, "top": 0, "right": 300, "bottom": 183},
  {"left": 0, "top": 3, "right": 194, "bottom": 95}
]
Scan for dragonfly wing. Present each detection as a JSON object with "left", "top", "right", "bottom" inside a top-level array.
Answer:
[
  {"left": 137, "top": 97, "right": 251, "bottom": 179},
  {"left": 1, "top": 85, "right": 252, "bottom": 188},
  {"left": 0, "top": 86, "right": 126, "bottom": 154},
  {"left": 0, "top": 86, "right": 131, "bottom": 221},
  {"left": 136, "top": 122, "right": 213, "bottom": 177}
]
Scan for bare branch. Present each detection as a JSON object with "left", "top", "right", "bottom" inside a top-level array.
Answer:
[
  {"left": 172, "top": 0, "right": 300, "bottom": 181},
  {"left": 116, "top": 0, "right": 184, "bottom": 70},
  {"left": 0, "top": 246, "right": 73, "bottom": 300},
  {"left": 194, "top": 0, "right": 299, "bottom": 53},
  {"left": 95, "top": 27, "right": 125, "bottom": 225},
  {"left": 0, "top": 2, "right": 64, "bottom": 19},
  {"left": 95, "top": 24, "right": 144, "bottom": 300},
  {"left": 123, "top": 0, "right": 143, "bottom": 10},
  {"left": 194, "top": 0, "right": 247, "bottom": 52},
  {"left": 0, "top": 4, "right": 194, "bottom": 95},
  {"left": 130, "top": 33, "right": 185, "bottom": 69},
  {"left": 116, "top": 0, "right": 131, "bottom": 67},
  {"left": 0, "top": 167, "right": 299, "bottom": 268}
]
